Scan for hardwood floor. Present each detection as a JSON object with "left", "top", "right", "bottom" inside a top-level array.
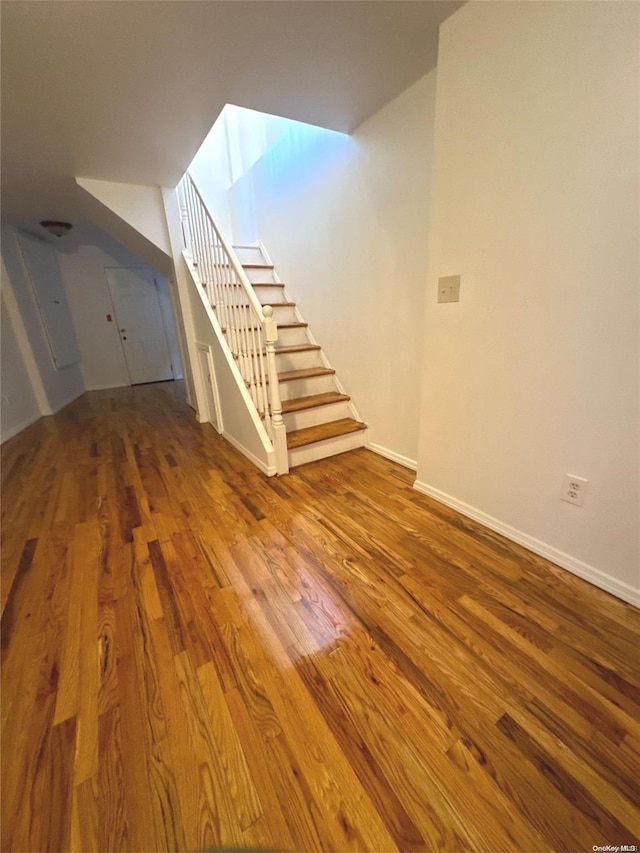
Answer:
[{"left": 2, "top": 381, "right": 639, "bottom": 853}]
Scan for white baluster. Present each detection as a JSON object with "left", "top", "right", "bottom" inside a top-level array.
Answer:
[
  {"left": 240, "top": 302, "right": 257, "bottom": 407},
  {"left": 263, "top": 306, "right": 289, "bottom": 475},
  {"left": 182, "top": 174, "right": 287, "bottom": 474}
]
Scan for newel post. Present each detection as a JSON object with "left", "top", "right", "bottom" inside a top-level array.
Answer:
[{"left": 263, "top": 306, "right": 289, "bottom": 475}]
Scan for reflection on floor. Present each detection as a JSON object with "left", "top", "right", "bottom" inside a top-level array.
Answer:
[{"left": 2, "top": 381, "right": 639, "bottom": 851}]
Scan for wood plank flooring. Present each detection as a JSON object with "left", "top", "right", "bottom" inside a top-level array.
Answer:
[{"left": 2, "top": 381, "right": 639, "bottom": 852}]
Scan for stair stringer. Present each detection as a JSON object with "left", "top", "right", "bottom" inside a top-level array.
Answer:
[{"left": 183, "top": 250, "right": 277, "bottom": 476}]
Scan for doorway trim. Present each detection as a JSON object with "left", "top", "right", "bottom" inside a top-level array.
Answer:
[
  {"left": 195, "top": 342, "right": 223, "bottom": 434},
  {"left": 104, "top": 264, "right": 174, "bottom": 386}
]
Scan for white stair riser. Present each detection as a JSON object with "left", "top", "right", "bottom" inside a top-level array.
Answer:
[
  {"left": 233, "top": 245, "right": 265, "bottom": 264},
  {"left": 275, "top": 326, "right": 310, "bottom": 347},
  {"left": 254, "top": 285, "right": 287, "bottom": 303},
  {"left": 234, "top": 242, "right": 367, "bottom": 472},
  {"left": 278, "top": 374, "right": 337, "bottom": 401},
  {"left": 274, "top": 349, "right": 323, "bottom": 372},
  {"left": 283, "top": 400, "right": 352, "bottom": 431},
  {"left": 244, "top": 267, "right": 277, "bottom": 284},
  {"left": 269, "top": 305, "right": 298, "bottom": 324},
  {"left": 221, "top": 323, "right": 308, "bottom": 347},
  {"left": 288, "top": 430, "right": 366, "bottom": 468}
]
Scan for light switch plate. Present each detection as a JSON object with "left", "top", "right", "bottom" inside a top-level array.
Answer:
[{"left": 438, "top": 275, "right": 461, "bottom": 303}]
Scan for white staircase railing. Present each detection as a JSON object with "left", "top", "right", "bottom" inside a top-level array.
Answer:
[{"left": 178, "top": 173, "right": 288, "bottom": 475}]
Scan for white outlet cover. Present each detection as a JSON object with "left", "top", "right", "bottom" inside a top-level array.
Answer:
[{"left": 561, "top": 473, "right": 588, "bottom": 507}]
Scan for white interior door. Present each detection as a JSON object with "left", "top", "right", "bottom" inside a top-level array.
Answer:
[{"left": 106, "top": 266, "right": 174, "bottom": 385}]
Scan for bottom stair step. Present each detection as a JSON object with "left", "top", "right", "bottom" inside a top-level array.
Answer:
[{"left": 287, "top": 418, "right": 367, "bottom": 450}]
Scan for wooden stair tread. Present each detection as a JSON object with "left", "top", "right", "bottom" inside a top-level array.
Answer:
[
  {"left": 221, "top": 321, "right": 307, "bottom": 333},
  {"left": 236, "top": 302, "right": 296, "bottom": 309},
  {"left": 282, "top": 392, "right": 350, "bottom": 413},
  {"left": 202, "top": 279, "right": 283, "bottom": 289},
  {"left": 242, "top": 262, "right": 275, "bottom": 269},
  {"left": 287, "top": 418, "right": 367, "bottom": 449},
  {"left": 259, "top": 301, "right": 296, "bottom": 307},
  {"left": 274, "top": 344, "right": 321, "bottom": 355},
  {"left": 255, "top": 302, "right": 296, "bottom": 308},
  {"left": 278, "top": 367, "right": 335, "bottom": 382}
]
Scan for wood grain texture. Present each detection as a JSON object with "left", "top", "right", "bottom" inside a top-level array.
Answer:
[
  {"left": 282, "top": 391, "right": 351, "bottom": 413},
  {"left": 2, "top": 381, "right": 639, "bottom": 852},
  {"left": 287, "top": 417, "right": 367, "bottom": 449},
  {"left": 274, "top": 343, "right": 322, "bottom": 355},
  {"left": 277, "top": 366, "right": 336, "bottom": 383}
]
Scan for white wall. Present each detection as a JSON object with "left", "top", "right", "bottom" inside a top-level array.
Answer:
[
  {"left": 0, "top": 224, "right": 184, "bottom": 443},
  {"left": 1, "top": 291, "right": 41, "bottom": 442},
  {"left": 58, "top": 242, "right": 130, "bottom": 390},
  {"left": 58, "top": 233, "right": 183, "bottom": 391},
  {"left": 187, "top": 110, "right": 234, "bottom": 239},
  {"left": 416, "top": 2, "right": 639, "bottom": 601},
  {"left": 76, "top": 178, "right": 173, "bottom": 277},
  {"left": 1, "top": 227, "right": 85, "bottom": 414},
  {"left": 187, "top": 259, "right": 275, "bottom": 474},
  {"left": 193, "top": 73, "right": 437, "bottom": 467}
]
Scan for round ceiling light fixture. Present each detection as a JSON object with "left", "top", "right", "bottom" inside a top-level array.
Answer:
[{"left": 40, "top": 220, "right": 73, "bottom": 238}]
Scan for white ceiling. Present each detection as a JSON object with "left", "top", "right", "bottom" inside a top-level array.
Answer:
[{"left": 1, "top": 0, "right": 462, "bottom": 233}]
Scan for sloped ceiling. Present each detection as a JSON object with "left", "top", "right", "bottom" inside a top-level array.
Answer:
[{"left": 1, "top": 0, "right": 462, "bottom": 232}]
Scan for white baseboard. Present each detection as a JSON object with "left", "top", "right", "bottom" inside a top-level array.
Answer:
[
  {"left": 49, "top": 387, "right": 85, "bottom": 414},
  {"left": 1, "top": 412, "right": 42, "bottom": 444},
  {"left": 222, "top": 431, "right": 276, "bottom": 477},
  {"left": 1, "top": 386, "right": 86, "bottom": 443},
  {"left": 413, "top": 480, "right": 640, "bottom": 608},
  {"left": 84, "top": 382, "right": 130, "bottom": 391},
  {"left": 367, "top": 442, "right": 417, "bottom": 471}
]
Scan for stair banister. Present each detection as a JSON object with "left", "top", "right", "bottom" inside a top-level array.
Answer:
[
  {"left": 185, "top": 175, "right": 266, "bottom": 320},
  {"left": 178, "top": 173, "right": 288, "bottom": 475}
]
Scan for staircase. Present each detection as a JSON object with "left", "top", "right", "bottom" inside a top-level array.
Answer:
[
  {"left": 234, "top": 244, "right": 367, "bottom": 468},
  {"left": 179, "top": 172, "right": 366, "bottom": 474}
]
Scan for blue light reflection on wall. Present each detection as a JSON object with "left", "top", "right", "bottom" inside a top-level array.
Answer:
[
  {"left": 224, "top": 106, "right": 355, "bottom": 241},
  {"left": 260, "top": 119, "right": 354, "bottom": 196}
]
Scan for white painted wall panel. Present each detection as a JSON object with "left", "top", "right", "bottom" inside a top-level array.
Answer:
[
  {"left": 1, "top": 227, "right": 85, "bottom": 414},
  {"left": 1, "top": 293, "right": 41, "bottom": 442},
  {"left": 17, "top": 234, "right": 80, "bottom": 369},
  {"left": 191, "top": 73, "right": 437, "bottom": 466},
  {"left": 187, "top": 261, "right": 273, "bottom": 474},
  {"left": 416, "top": 1, "right": 639, "bottom": 595},
  {"left": 59, "top": 233, "right": 183, "bottom": 391}
]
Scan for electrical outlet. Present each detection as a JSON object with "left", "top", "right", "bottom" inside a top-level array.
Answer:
[
  {"left": 438, "top": 275, "right": 461, "bottom": 303},
  {"left": 561, "top": 474, "right": 588, "bottom": 507}
]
